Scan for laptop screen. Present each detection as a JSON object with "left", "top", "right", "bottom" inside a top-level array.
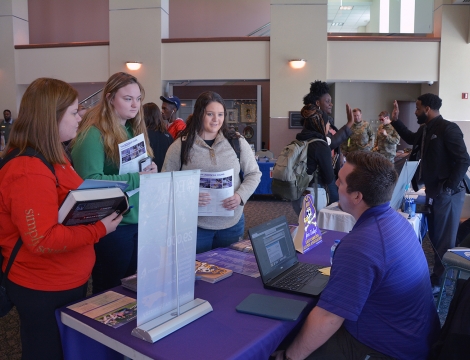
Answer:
[
  {"left": 390, "top": 160, "right": 419, "bottom": 210},
  {"left": 248, "top": 216, "right": 299, "bottom": 282}
]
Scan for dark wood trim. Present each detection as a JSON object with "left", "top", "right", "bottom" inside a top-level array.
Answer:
[
  {"left": 14, "top": 35, "right": 439, "bottom": 50},
  {"left": 327, "top": 35, "right": 440, "bottom": 42},
  {"left": 162, "top": 37, "right": 270, "bottom": 43},
  {"left": 15, "top": 41, "right": 109, "bottom": 49}
]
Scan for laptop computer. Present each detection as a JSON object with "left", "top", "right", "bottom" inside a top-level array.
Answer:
[{"left": 248, "top": 216, "right": 329, "bottom": 296}]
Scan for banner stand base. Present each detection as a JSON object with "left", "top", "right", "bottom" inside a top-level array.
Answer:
[{"left": 131, "top": 298, "right": 212, "bottom": 343}]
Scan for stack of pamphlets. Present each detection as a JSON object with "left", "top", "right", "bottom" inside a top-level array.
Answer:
[{"left": 196, "top": 248, "right": 260, "bottom": 278}]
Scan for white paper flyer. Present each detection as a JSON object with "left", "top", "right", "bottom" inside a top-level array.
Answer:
[
  {"left": 118, "top": 133, "right": 148, "bottom": 175},
  {"left": 198, "top": 169, "right": 234, "bottom": 217}
]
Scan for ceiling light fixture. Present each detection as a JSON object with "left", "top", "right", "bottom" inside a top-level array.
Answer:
[
  {"left": 340, "top": 6, "right": 353, "bottom": 10},
  {"left": 126, "top": 62, "right": 142, "bottom": 71},
  {"left": 289, "top": 59, "right": 306, "bottom": 69}
]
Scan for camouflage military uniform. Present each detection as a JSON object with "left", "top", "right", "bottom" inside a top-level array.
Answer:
[
  {"left": 373, "top": 123, "right": 400, "bottom": 162},
  {"left": 340, "top": 121, "right": 374, "bottom": 154}
]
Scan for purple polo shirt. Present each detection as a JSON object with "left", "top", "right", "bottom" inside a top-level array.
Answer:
[{"left": 317, "top": 203, "right": 440, "bottom": 360}]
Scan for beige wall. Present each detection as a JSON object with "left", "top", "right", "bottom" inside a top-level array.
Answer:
[
  {"left": 162, "top": 41, "right": 270, "bottom": 81},
  {"left": 269, "top": 118, "right": 299, "bottom": 158},
  {"left": 15, "top": 46, "right": 109, "bottom": 85},
  {"left": 270, "top": 0, "right": 327, "bottom": 118},
  {"left": 438, "top": 5, "right": 470, "bottom": 120},
  {"left": 455, "top": 121, "right": 470, "bottom": 157},
  {"left": 12, "top": 39, "right": 441, "bottom": 89},
  {"left": 109, "top": 0, "right": 168, "bottom": 104},
  {"left": 327, "top": 41, "right": 439, "bottom": 82},
  {"left": 268, "top": 0, "right": 327, "bottom": 155}
]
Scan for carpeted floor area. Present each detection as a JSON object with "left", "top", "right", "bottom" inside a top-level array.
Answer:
[{"left": 0, "top": 197, "right": 454, "bottom": 360}]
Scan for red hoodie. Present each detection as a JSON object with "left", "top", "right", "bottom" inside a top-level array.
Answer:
[{"left": 0, "top": 155, "right": 106, "bottom": 291}]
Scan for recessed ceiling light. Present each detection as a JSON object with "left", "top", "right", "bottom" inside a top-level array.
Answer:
[
  {"left": 340, "top": 6, "right": 353, "bottom": 10},
  {"left": 332, "top": 23, "right": 344, "bottom": 26}
]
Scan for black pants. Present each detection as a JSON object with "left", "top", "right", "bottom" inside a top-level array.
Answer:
[
  {"left": 428, "top": 188, "right": 465, "bottom": 285},
  {"left": 327, "top": 181, "right": 339, "bottom": 204},
  {"left": 92, "top": 223, "right": 138, "bottom": 294},
  {"left": 6, "top": 280, "right": 87, "bottom": 360},
  {"left": 306, "top": 326, "right": 395, "bottom": 360}
]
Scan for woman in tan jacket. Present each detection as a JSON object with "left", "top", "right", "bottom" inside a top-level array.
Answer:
[{"left": 162, "top": 91, "right": 261, "bottom": 253}]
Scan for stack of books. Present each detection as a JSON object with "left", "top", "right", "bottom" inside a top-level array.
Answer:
[{"left": 59, "top": 187, "right": 129, "bottom": 226}]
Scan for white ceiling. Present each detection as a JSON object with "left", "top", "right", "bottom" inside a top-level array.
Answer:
[{"left": 327, "top": 1, "right": 372, "bottom": 33}]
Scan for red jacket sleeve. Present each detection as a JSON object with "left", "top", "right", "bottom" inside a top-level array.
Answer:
[{"left": 1, "top": 158, "right": 106, "bottom": 256}]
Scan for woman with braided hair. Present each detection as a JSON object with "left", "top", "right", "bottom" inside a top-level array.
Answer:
[
  {"left": 303, "top": 80, "right": 354, "bottom": 203},
  {"left": 292, "top": 104, "right": 335, "bottom": 216}
]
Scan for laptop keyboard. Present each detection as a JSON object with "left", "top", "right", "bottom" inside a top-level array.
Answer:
[{"left": 272, "top": 263, "right": 322, "bottom": 291}]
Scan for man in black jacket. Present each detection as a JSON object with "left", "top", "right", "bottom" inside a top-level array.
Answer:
[{"left": 391, "top": 94, "right": 470, "bottom": 294}]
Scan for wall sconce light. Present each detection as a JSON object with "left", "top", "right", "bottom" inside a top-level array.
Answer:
[
  {"left": 289, "top": 59, "right": 306, "bottom": 69},
  {"left": 126, "top": 62, "right": 142, "bottom": 71}
]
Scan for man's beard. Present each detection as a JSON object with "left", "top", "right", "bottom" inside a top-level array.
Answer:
[{"left": 416, "top": 113, "right": 427, "bottom": 124}]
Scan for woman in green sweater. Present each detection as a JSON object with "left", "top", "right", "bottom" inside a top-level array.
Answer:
[{"left": 71, "top": 72, "right": 157, "bottom": 293}]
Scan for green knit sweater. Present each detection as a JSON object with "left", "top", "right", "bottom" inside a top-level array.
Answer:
[{"left": 71, "top": 124, "right": 140, "bottom": 225}]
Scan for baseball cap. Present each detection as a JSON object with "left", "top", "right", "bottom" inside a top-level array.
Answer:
[{"left": 160, "top": 95, "right": 181, "bottom": 110}]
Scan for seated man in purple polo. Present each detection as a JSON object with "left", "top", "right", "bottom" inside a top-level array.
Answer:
[{"left": 273, "top": 151, "right": 440, "bottom": 360}]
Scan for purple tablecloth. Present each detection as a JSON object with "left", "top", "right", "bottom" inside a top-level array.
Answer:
[{"left": 57, "top": 230, "right": 346, "bottom": 360}]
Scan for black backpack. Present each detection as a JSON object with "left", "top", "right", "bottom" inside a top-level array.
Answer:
[
  {"left": 0, "top": 148, "right": 57, "bottom": 317},
  {"left": 430, "top": 277, "right": 470, "bottom": 359}
]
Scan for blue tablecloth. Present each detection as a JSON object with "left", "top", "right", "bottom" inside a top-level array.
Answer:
[
  {"left": 57, "top": 230, "right": 346, "bottom": 360},
  {"left": 254, "top": 161, "right": 275, "bottom": 195}
]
